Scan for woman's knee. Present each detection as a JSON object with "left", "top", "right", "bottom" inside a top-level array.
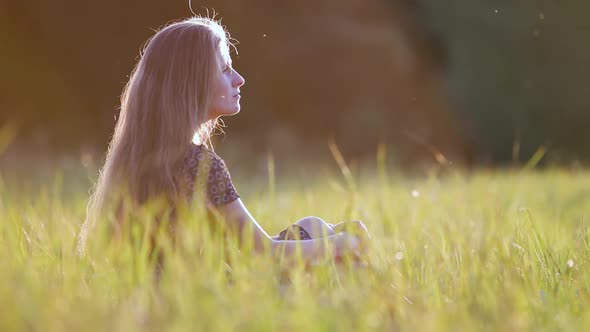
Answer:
[
  {"left": 295, "top": 216, "right": 334, "bottom": 238},
  {"left": 295, "top": 216, "right": 323, "bottom": 227}
]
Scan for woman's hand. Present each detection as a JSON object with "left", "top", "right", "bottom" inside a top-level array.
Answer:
[
  {"left": 330, "top": 220, "right": 371, "bottom": 246},
  {"left": 330, "top": 220, "right": 371, "bottom": 263},
  {"left": 272, "top": 217, "right": 371, "bottom": 264},
  {"left": 333, "top": 232, "right": 361, "bottom": 254}
]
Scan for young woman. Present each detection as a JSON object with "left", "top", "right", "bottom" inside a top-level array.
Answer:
[{"left": 76, "top": 16, "right": 371, "bottom": 265}]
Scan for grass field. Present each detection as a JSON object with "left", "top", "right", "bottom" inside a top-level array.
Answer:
[{"left": 1, "top": 153, "right": 590, "bottom": 331}]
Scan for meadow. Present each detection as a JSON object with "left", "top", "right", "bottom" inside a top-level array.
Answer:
[{"left": 1, "top": 148, "right": 590, "bottom": 331}]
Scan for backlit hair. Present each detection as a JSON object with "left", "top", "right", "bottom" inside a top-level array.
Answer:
[{"left": 76, "top": 16, "right": 235, "bottom": 255}]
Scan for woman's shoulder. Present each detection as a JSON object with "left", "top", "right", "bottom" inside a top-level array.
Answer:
[
  {"left": 181, "top": 143, "right": 235, "bottom": 182},
  {"left": 180, "top": 143, "right": 240, "bottom": 206},
  {"left": 183, "top": 143, "right": 227, "bottom": 169}
]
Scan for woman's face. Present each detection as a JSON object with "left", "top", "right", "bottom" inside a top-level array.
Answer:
[{"left": 208, "top": 48, "right": 245, "bottom": 120}]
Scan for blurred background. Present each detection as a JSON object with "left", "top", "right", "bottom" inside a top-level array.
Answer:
[{"left": 1, "top": 0, "right": 590, "bottom": 169}]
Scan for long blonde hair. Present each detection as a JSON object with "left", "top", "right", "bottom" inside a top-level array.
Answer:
[{"left": 76, "top": 17, "right": 234, "bottom": 255}]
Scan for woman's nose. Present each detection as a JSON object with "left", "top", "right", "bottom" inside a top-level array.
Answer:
[{"left": 233, "top": 71, "right": 245, "bottom": 87}]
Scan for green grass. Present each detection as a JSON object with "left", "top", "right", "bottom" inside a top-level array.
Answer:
[{"left": 2, "top": 156, "right": 590, "bottom": 331}]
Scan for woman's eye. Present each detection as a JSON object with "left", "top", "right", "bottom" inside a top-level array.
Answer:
[{"left": 223, "top": 65, "right": 230, "bottom": 72}]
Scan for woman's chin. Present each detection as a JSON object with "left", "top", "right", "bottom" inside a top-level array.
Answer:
[
  {"left": 227, "top": 107, "right": 241, "bottom": 117},
  {"left": 210, "top": 108, "right": 240, "bottom": 120}
]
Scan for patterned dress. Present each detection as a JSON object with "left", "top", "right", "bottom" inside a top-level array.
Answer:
[
  {"left": 178, "top": 144, "right": 240, "bottom": 207},
  {"left": 178, "top": 144, "right": 311, "bottom": 240},
  {"left": 277, "top": 224, "right": 312, "bottom": 240}
]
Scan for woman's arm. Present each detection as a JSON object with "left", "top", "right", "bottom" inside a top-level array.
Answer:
[{"left": 213, "top": 198, "right": 356, "bottom": 261}]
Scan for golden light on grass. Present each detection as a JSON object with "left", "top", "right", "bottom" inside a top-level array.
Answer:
[{"left": 1, "top": 156, "right": 590, "bottom": 331}]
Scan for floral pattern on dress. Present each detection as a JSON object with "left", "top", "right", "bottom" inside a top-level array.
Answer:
[
  {"left": 277, "top": 224, "right": 312, "bottom": 240},
  {"left": 179, "top": 144, "right": 240, "bottom": 207}
]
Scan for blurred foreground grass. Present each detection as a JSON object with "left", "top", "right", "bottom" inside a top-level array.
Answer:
[{"left": 1, "top": 155, "right": 590, "bottom": 331}]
